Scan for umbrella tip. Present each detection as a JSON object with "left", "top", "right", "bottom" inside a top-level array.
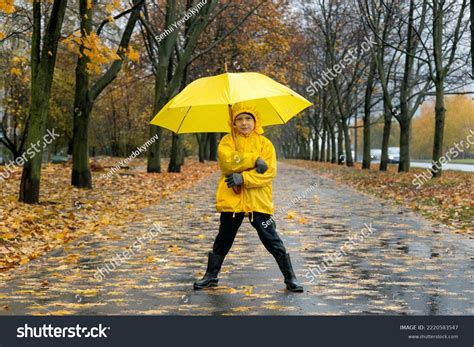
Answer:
[{"left": 224, "top": 62, "right": 228, "bottom": 73}]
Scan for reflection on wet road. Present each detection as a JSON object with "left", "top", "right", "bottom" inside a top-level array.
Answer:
[{"left": 0, "top": 162, "right": 472, "bottom": 315}]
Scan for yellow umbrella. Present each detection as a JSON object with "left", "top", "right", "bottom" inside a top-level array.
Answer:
[{"left": 149, "top": 72, "right": 312, "bottom": 133}]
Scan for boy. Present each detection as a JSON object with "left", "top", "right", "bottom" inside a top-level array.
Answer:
[{"left": 193, "top": 105, "right": 303, "bottom": 292}]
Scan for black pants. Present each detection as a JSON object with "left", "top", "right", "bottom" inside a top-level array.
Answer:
[{"left": 212, "top": 212, "right": 287, "bottom": 257}]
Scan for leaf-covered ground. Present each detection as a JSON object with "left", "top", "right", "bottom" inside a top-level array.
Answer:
[
  {"left": 1, "top": 162, "right": 472, "bottom": 315},
  {"left": 0, "top": 157, "right": 218, "bottom": 277},
  {"left": 285, "top": 160, "right": 473, "bottom": 233}
]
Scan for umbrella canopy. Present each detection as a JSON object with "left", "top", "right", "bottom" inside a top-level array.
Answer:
[{"left": 149, "top": 72, "right": 312, "bottom": 134}]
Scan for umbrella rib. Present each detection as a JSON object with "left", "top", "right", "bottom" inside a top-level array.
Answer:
[
  {"left": 270, "top": 95, "right": 293, "bottom": 124},
  {"left": 176, "top": 106, "right": 192, "bottom": 134},
  {"left": 275, "top": 108, "right": 286, "bottom": 124}
]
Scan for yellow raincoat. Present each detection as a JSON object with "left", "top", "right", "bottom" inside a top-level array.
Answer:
[{"left": 216, "top": 105, "right": 277, "bottom": 220}]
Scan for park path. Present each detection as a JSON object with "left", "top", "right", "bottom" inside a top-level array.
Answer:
[{"left": 0, "top": 162, "right": 473, "bottom": 315}]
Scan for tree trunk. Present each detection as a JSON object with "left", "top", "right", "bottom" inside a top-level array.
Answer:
[
  {"left": 209, "top": 133, "right": 217, "bottom": 161},
  {"left": 362, "top": 59, "right": 376, "bottom": 169},
  {"left": 330, "top": 128, "right": 336, "bottom": 163},
  {"left": 204, "top": 133, "right": 211, "bottom": 161},
  {"left": 71, "top": 1, "right": 92, "bottom": 188},
  {"left": 147, "top": 0, "right": 176, "bottom": 174},
  {"left": 354, "top": 114, "right": 358, "bottom": 163},
  {"left": 312, "top": 131, "right": 320, "bottom": 161},
  {"left": 19, "top": 0, "right": 68, "bottom": 204},
  {"left": 397, "top": 0, "right": 416, "bottom": 173},
  {"left": 168, "top": 31, "right": 190, "bottom": 173},
  {"left": 196, "top": 133, "right": 206, "bottom": 163},
  {"left": 342, "top": 119, "right": 354, "bottom": 167},
  {"left": 398, "top": 118, "right": 411, "bottom": 172},
  {"left": 148, "top": 77, "right": 167, "bottom": 173},
  {"left": 380, "top": 103, "right": 392, "bottom": 171},
  {"left": 147, "top": 126, "right": 162, "bottom": 173},
  {"left": 326, "top": 127, "right": 331, "bottom": 162},
  {"left": 168, "top": 133, "right": 183, "bottom": 172},
  {"left": 298, "top": 135, "right": 307, "bottom": 159},
  {"left": 71, "top": 102, "right": 92, "bottom": 188},
  {"left": 362, "top": 117, "right": 371, "bottom": 169},
  {"left": 19, "top": 82, "right": 49, "bottom": 203},
  {"left": 337, "top": 123, "right": 344, "bottom": 165},
  {"left": 431, "top": 82, "right": 445, "bottom": 177},
  {"left": 320, "top": 127, "right": 326, "bottom": 162}
]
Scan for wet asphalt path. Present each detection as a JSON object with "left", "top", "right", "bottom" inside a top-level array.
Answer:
[{"left": 0, "top": 162, "right": 472, "bottom": 315}]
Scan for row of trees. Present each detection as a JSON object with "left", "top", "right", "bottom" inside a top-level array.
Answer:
[
  {"left": 0, "top": 0, "right": 473, "bottom": 205},
  {"left": 1, "top": 0, "right": 301, "bottom": 203},
  {"left": 346, "top": 95, "right": 474, "bottom": 160},
  {"left": 280, "top": 0, "right": 471, "bottom": 178}
]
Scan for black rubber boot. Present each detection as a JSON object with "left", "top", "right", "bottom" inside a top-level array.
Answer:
[
  {"left": 275, "top": 253, "right": 304, "bottom": 292},
  {"left": 193, "top": 252, "right": 225, "bottom": 290}
]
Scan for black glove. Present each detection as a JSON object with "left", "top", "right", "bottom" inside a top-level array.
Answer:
[
  {"left": 225, "top": 173, "right": 243, "bottom": 188},
  {"left": 255, "top": 157, "right": 268, "bottom": 173}
]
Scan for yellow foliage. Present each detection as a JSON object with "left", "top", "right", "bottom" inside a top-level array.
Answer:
[
  {"left": 298, "top": 217, "right": 308, "bottom": 224},
  {"left": 63, "top": 31, "right": 82, "bottom": 55},
  {"left": 198, "top": 0, "right": 301, "bottom": 85},
  {"left": 126, "top": 45, "right": 140, "bottom": 63},
  {"left": 0, "top": 0, "right": 14, "bottom": 14},
  {"left": 63, "top": 32, "right": 122, "bottom": 75},
  {"left": 0, "top": 31, "right": 5, "bottom": 40},
  {"left": 412, "top": 96, "right": 474, "bottom": 159},
  {"left": 106, "top": 0, "right": 122, "bottom": 13},
  {"left": 9, "top": 67, "right": 21, "bottom": 76}
]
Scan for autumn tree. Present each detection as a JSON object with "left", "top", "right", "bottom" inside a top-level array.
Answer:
[
  {"left": 90, "top": 66, "right": 152, "bottom": 157},
  {"left": 426, "top": 0, "right": 469, "bottom": 177},
  {"left": 306, "top": 0, "right": 372, "bottom": 167},
  {"left": 15, "top": 0, "right": 68, "bottom": 203},
  {"left": 360, "top": 0, "right": 434, "bottom": 172},
  {"left": 140, "top": 0, "right": 270, "bottom": 172},
  {"left": 139, "top": 0, "right": 217, "bottom": 173},
  {"left": 67, "top": 0, "right": 144, "bottom": 188}
]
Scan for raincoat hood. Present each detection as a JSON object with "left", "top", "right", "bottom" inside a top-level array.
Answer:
[{"left": 229, "top": 104, "right": 264, "bottom": 140}]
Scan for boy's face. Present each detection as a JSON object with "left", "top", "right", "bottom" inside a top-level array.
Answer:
[{"left": 234, "top": 113, "right": 255, "bottom": 136}]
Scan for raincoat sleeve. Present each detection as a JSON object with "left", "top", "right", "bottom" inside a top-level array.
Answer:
[
  {"left": 218, "top": 134, "right": 258, "bottom": 175},
  {"left": 241, "top": 137, "right": 276, "bottom": 188}
]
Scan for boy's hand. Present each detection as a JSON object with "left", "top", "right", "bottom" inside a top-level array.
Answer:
[
  {"left": 255, "top": 157, "right": 268, "bottom": 173},
  {"left": 225, "top": 173, "right": 243, "bottom": 187}
]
